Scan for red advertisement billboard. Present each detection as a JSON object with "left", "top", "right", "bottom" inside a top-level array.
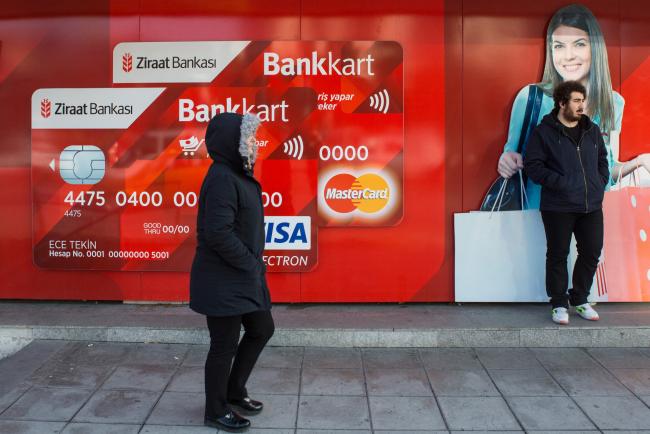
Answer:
[{"left": 0, "top": 0, "right": 648, "bottom": 302}]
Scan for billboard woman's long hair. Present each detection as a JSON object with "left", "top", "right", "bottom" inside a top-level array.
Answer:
[{"left": 540, "top": 4, "right": 615, "bottom": 132}]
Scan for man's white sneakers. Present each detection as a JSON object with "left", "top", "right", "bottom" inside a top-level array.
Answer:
[
  {"left": 553, "top": 304, "right": 600, "bottom": 324},
  {"left": 552, "top": 307, "right": 569, "bottom": 325},
  {"left": 575, "top": 303, "right": 600, "bottom": 321}
]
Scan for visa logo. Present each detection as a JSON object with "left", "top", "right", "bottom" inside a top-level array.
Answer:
[{"left": 264, "top": 216, "right": 311, "bottom": 251}]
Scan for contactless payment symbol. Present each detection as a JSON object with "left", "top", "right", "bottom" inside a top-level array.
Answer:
[{"left": 59, "top": 145, "right": 106, "bottom": 185}]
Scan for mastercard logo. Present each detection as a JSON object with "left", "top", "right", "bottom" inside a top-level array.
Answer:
[{"left": 323, "top": 173, "right": 390, "bottom": 213}]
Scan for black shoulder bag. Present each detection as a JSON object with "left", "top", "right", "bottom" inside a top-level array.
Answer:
[{"left": 480, "top": 84, "right": 543, "bottom": 211}]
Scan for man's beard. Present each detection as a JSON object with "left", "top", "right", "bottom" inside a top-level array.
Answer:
[{"left": 563, "top": 107, "right": 582, "bottom": 123}]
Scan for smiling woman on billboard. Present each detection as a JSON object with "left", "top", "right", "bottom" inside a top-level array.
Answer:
[{"left": 497, "top": 3, "right": 650, "bottom": 205}]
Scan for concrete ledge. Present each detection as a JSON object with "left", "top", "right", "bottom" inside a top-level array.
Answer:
[
  {"left": 2, "top": 325, "right": 650, "bottom": 348},
  {"left": 1, "top": 302, "right": 649, "bottom": 353}
]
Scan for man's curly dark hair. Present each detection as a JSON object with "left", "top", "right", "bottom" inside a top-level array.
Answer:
[{"left": 553, "top": 80, "right": 587, "bottom": 111}]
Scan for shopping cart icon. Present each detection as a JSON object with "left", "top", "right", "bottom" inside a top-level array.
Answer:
[{"left": 179, "top": 136, "right": 204, "bottom": 156}]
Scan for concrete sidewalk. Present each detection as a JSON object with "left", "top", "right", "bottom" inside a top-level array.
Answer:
[
  {"left": 1, "top": 303, "right": 650, "bottom": 358},
  {"left": 2, "top": 340, "right": 650, "bottom": 433}
]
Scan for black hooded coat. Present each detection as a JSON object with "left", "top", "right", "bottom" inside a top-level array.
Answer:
[{"left": 189, "top": 113, "right": 271, "bottom": 317}]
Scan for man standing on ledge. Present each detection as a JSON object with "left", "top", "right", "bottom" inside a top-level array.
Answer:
[{"left": 524, "top": 81, "right": 608, "bottom": 325}]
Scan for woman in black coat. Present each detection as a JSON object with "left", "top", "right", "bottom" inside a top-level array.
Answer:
[{"left": 190, "top": 112, "right": 273, "bottom": 432}]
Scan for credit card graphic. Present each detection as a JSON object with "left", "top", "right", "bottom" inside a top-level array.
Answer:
[{"left": 32, "top": 41, "right": 403, "bottom": 271}]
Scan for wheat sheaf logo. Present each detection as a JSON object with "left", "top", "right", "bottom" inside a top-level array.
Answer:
[
  {"left": 282, "top": 135, "right": 304, "bottom": 160},
  {"left": 40, "top": 98, "right": 51, "bottom": 118},
  {"left": 369, "top": 89, "right": 390, "bottom": 114},
  {"left": 122, "top": 53, "right": 133, "bottom": 73}
]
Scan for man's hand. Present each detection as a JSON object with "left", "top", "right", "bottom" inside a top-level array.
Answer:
[{"left": 498, "top": 152, "right": 524, "bottom": 179}]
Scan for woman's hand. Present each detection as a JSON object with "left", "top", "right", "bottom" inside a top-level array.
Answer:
[
  {"left": 636, "top": 153, "right": 650, "bottom": 174},
  {"left": 498, "top": 152, "right": 524, "bottom": 179},
  {"left": 615, "top": 153, "right": 650, "bottom": 181}
]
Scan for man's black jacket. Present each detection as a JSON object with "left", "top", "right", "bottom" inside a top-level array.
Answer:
[{"left": 524, "top": 110, "right": 609, "bottom": 213}]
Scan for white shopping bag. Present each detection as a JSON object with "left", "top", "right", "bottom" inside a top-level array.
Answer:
[
  {"left": 455, "top": 173, "right": 547, "bottom": 302},
  {"left": 454, "top": 209, "right": 547, "bottom": 302}
]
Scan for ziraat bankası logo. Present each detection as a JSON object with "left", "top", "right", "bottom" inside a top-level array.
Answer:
[
  {"left": 113, "top": 42, "right": 248, "bottom": 83},
  {"left": 40, "top": 98, "right": 52, "bottom": 118},
  {"left": 122, "top": 53, "right": 133, "bottom": 72}
]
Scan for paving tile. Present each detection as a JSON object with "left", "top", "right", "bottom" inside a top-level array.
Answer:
[
  {"left": 512, "top": 431, "right": 594, "bottom": 434},
  {"left": 182, "top": 345, "right": 208, "bottom": 367},
  {"left": 368, "top": 396, "right": 445, "bottom": 430},
  {"left": 303, "top": 348, "right": 362, "bottom": 369},
  {"left": 149, "top": 391, "right": 298, "bottom": 429},
  {"left": 30, "top": 362, "right": 114, "bottom": 389},
  {"left": 641, "top": 395, "right": 650, "bottom": 406},
  {"left": 166, "top": 367, "right": 203, "bottom": 393},
  {"left": 0, "top": 383, "right": 30, "bottom": 414},
  {"left": 239, "top": 430, "right": 295, "bottom": 434},
  {"left": 488, "top": 368, "right": 566, "bottom": 396},
  {"left": 61, "top": 423, "right": 140, "bottom": 433},
  {"left": 0, "top": 341, "right": 67, "bottom": 392},
  {"left": 548, "top": 367, "right": 631, "bottom": 396},
  {"left": 298, "top": 396, "right": 370, "bottom": 429},
  {"left": 418, "top": 348, "right": 482, "bottom": 370},
  {"left": 609, "top": 369, "right": 650, "bottom": 395},
  {"left": 0, "top": 387, "right": 92, "bottom": 421},
  {"left": 601, "top": 432, "right": 650, "bottom": 434},
  {"left": 574, "top": 396, "right": 650, "bottom": 430},
  {"left": 50, "top": 342, "right": 133, "bottom": 367},
  {"left": 587, "top": 348, "right": 650, "bottom": 369},
  {"left": 44, "top": 343, "right": 86, "bottom": 364},
  {"left": 426, "top": 369, "right": 498, "bottom": 397},
  {"left": 248, "top": 368, "right": 300, "bottom": 395},
  {"left": 121, "top": 344, "right": 188, "bottom": 366},
  {"left": 257, "top": 347, "right": 304, "bottom": 368},
  {"left": 147, "top": 391, "right": 203, "bottom": 426},
  {"left": 376, "top": 431, "right": 448, "bottom": 434},
  {"left": 437, "top": 397, "right": 520, "bottom": 431},
  {"left": 301, "top": 368, "right": 365, "bottom": 396},
  {"left": 0, "top": 420, "right": 66, "bottom": 434},
  {"left": 362, "top": 349, "right": 421, "bottom": 369},
  {"left": 601, "top": 431, "right": 650, "bottom": 434},
  {"left": 131, "top": 430, "right": 280, "bottom": 434},
  {"left": 74, "top": 390, "right": 161, "bottom": 424},
  {"left": 245, "top": 394, "right": 298, "bottom": 428},
  {"left": 140, "top": 426, "right": 217, "bottom": 433},
  {"left": 366, "top": 368, "right": 432, "bottom": 397},
  {"left": 506, "top": 396, "right": 595, "bottom": 430},
  {"left": 102, "top": 364, "right": 176, "bottom": 392},
  {"left": 450, "top": 431, "right": 523, "bottom": 434},
  {"left": 475, "top": 347, "right": 541, "bottom": 370},
  {"left": 530, "top": 348, "right": 599, "bottom": 369},
  {"left": 298, "top": 430, "right": 371, "bottom": 434}
]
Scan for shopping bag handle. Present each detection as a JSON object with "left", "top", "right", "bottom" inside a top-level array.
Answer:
[
  {"left": 489, "top": 170, "right": 528, "bottom": 216},
  {"left": 614, "top": 162, "right": 640, "bottom": 189},
  {"left": 490, "top": 175, "right": 509, "bottom": 214},
  {"left": 519, "top": 170, "right": 530, "bottom": 209},
  {"left": 490, "top": 169, "right": 530, "bottom": 215}
]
